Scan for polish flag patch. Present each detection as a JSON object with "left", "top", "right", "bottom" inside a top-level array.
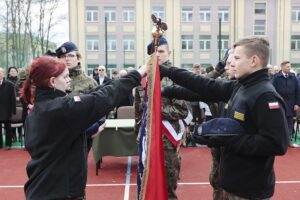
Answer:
[
  {"left": 268, "top": 102, "right": 279, "bottom": 109},
  {"left": 73, "top": 96, "right": 81, "bottom": 102}
]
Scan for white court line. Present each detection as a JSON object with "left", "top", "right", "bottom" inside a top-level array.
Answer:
[
  {"left": 123, "top": 156, "right": 132, "bottom": 200},
  {"left": 2, "top": 181, "right": 300, "bottom": 189}
]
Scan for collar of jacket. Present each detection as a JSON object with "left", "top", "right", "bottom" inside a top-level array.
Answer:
[
  {"left": 162, "top": 60, "right": 172, "bottom": 67},
  {"left": 7, "top": 76, "right": 18, "bottom": 83},
  {"left": 238, "top": 68, "right": 269, "bottom": 87},
  {"left": 69, "top": 65, "right": 82, "bottom": 78},
  {"left": 35, "top": 87, "right": 66, "bottom": 102}
]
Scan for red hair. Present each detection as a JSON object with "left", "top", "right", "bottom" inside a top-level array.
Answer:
[{"left": 21, "top": 56, "right": 66, "bottom": 104}]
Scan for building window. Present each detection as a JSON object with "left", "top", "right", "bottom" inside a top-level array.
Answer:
[
  {"left": 86, "top": 36, "right": 99, "bottom": 51},
  {"left": 87, "top": 64, "right": 98, "bottom": 76},
  {"left": 217, "top": 35, "right": 229, "bottom": 50},
  {"left": 181, "top": 35, "right": 193, "bottom": 50},
  {"left": 123, "top": 36, "right": 135, "bottom": 51},
  {"left": 152, "top": 6, "right": 165, "bottom": 21},
  {"left": 292, "top": 7, "right": 300, "bottom": 22},
  {"left": 104, "top": 7, "right": 116, "bottom": 22},
  {"left": 255, "top": 3, "right": 266, "bottom": 15},
  {"left": 218, "top": 8, "right": 229, "bottom": 22},
  {"left": 124, "top": 64, "right": 135, "bottom": 69},
  {"left": 86, "top": 6, "right": 98, "bottom": 22},
  {"left": 107, "top": 37, "right": 117, "bottom": 51},
  {"left": 181, "top": 64, "right": 193, "bottom": 70},
  {"left": 291, "top": 35, "right": 300, "bottom": 50},
  {"left": 181, "top": 8, "right": 193, "bottom": 22},
  {"left": 199, "top": 8, "right": 211, "bottom": 22},
  {"left": 123, "top": 7, "right": 135, "bottom": 22},
  {"left": 254, "top": 19, "right": 265, "bottom": 35},
  {"left": 199, "top": 35, "right": 211, "bottom": 50}
]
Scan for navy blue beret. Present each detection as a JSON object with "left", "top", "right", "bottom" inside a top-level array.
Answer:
[
  {"left": 147, "top": 37, "right": 168, "bottom": 55},
  {"left": 197, "top": 118, "right": 245, "bottom": 137},
  {"left": 55, "top": 41, "right": 78, "bottom": 58}
]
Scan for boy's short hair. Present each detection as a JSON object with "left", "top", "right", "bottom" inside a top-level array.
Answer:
[{"left": 233, "top": 36, "right": 270, "bottom": 68}]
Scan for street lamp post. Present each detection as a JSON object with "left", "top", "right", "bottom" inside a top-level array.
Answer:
[{"left": 218, "top": 17, "right": 222, "bottom": 61}]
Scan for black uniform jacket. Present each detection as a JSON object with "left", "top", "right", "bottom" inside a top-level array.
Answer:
[
  {"left": 164, "top": 67, "right": 289, "bottom": 199},
  {"left": 0, "top": 78, "right": 16, "bottom": 121},
  {"left": 24, "top": 71, "right": 141, "bottom": 200}
]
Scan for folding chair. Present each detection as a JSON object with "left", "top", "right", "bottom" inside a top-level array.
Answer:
[
  {"left": 10, "top": 107, "right": 24, "bottom": 148},
  {"left": 116, "top": 106, "right": 135, "bottom": 119}
]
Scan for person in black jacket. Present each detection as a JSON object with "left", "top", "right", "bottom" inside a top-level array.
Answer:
[
  {"left": 0, "top": 67, "right": 16, "bottom": 150},
  {"left": 21, "top": 56, "right": 146, "bottom": 200},
  {"left": 272, "top": 61, "right": 300, "bottom": 148},
  {"left": 160, "top": 36, "right": 289, "bottom": 200}
]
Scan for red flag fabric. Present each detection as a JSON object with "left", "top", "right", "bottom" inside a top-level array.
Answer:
[{"left": 139, "top": 55, "right": 167, "bottom": 200}]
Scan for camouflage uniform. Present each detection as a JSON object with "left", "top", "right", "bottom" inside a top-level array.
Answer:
[
  {"left": 68, "top": 65, "right": 98, "bottom": 153},
  {"left": 205, "top": 71, "right": 224, "bottom": 200},
  {"left": 135, "top": 60, "right": 188, "bottom": 200},
  {"left": 68, "top": 65, "right": 98, "bottom": 95}
]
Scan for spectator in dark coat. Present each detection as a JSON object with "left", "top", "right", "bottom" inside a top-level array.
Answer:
[
  {"left": 94, "top": 65, "right": 111, "bottom": 85},
  {"left": 0, "top": 67, "right": 16, "bottom": 150},
  {"left": 272, "top": 61, "right": 300, "bottom": 147}
]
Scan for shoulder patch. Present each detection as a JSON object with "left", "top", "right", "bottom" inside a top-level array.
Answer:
[
  {"left": 234, "top": 111, "right": 245, "bottom": 121},
  {"left": 268, "top": 102, "right": 279, "bottom": 109},
  {"left": 73, "top": 96, "right": 81, "bottom": 102}
]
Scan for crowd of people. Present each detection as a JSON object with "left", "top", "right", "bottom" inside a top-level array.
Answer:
[{"left": 0, "top": 35, "right": 299, "bottom": 200}]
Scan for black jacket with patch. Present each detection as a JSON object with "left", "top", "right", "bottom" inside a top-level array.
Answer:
[
  {"left": 24, "top": 71, "right": 141, "bottom": 200},
  {"left": 164, "top": 67, "right": 289, "bottom": 199}
]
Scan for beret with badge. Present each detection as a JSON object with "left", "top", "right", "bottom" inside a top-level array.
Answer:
[{"left": 55, "top": 41, "right": 78, "bottom": 58}]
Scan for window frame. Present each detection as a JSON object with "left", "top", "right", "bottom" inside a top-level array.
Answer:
[
  {"left": 104, "top": 7, "right": 116, "bottom": 22},
  {"left": 181, "top": 8, "right": 193, "bottom": 22},
  {"left": 291, "top": 35, "right": 300, "bottom": 51},
  {"left": 199, "top": 8, "right": 211, "bottom": 22},
  {"left": 123, "top": 7, "right": 135, "bottom": 22},
  {"left": 199, "top": 35, "right": 211, "bottom": 51},
  {"left": 254, "top": 19, "right": 266, "bottom": 35},
  {"left": 218, "top": 8, "right": 229, "bottom": 22},
  {"left": 292, "top": 7, "right": 300, "bottom": 22},
  {"left": 86, "top": 6, "right": 99, "bottom": 22},
  {"left": 152, "top": 6, "right": 165, "bottom": 21},
  {"left": 255, "top": 3, "right": 266, "bottom": 15},
  {"left": 86, "top": 36, "right": 100, "bottom": 51},
  {"left": 181, "top": 35, "right": 193, "bottom": 51}
]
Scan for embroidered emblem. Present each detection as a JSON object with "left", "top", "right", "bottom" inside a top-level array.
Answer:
[
  {"left": 61, "top": 47, "right": 66, "bottom": 53},
  {"left": 268, "top": 102, "right": 279, "bottom": 109},
  {"left": 73, "top": 96, "right": 81, "bottom": 102},
  {"left": 234, "top": 111, "right": 245, "bottom": 121}
]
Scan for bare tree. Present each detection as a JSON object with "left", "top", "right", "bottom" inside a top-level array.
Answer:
[{"left": 0, "top": 0, "right": 65, "bottom": 68}]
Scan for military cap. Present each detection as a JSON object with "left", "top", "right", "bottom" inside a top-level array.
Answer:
[
  {"left": 196, "top": 118, "right": 245, "bottom": 137},
  {"left": 55, "top": 41, "right": 78, "bottom": 58},
  {"left": 147, "top": 37, "right": 168, "bottom": 55}
]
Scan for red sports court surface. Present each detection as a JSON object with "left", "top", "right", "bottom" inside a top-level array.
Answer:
[{"left": 1, "top": 147, "right": 300, "bottom": 200}]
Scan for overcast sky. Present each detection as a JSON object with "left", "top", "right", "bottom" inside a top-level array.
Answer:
[{"left": 50, "top": 0, "right": 69, "bottom": 46}]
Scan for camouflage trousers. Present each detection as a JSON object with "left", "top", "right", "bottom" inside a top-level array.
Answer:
[
  {"left": 224, "top": 192, "right": 270, "bottom": 200},
  {"left": 209, "top": 147, "right": 226, "bottom": 200},
  {"left": 163, "top": 136, "right": 181, "bottom": 200}
]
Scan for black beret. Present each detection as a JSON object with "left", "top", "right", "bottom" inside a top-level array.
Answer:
[
  {"left": 147, "top": 37, "right": 168, "bottom": 55},
  {"left": 55, "top": 41, "right": 78, "bottom": 58}
]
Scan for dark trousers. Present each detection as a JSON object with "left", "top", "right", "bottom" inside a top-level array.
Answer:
[
  {"left": 0, "top": 121, "right": 12, "bottom": 147},
  {"left": 286, "top": 117, "right": 294, "bottom": 140}
]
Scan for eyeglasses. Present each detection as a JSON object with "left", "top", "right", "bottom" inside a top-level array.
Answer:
[
  {"left": 98, "top": 69, "right": 105, "bottom": 71},
  {"left": 60, "top": 54, "right": 76, "bottom": 59}
]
